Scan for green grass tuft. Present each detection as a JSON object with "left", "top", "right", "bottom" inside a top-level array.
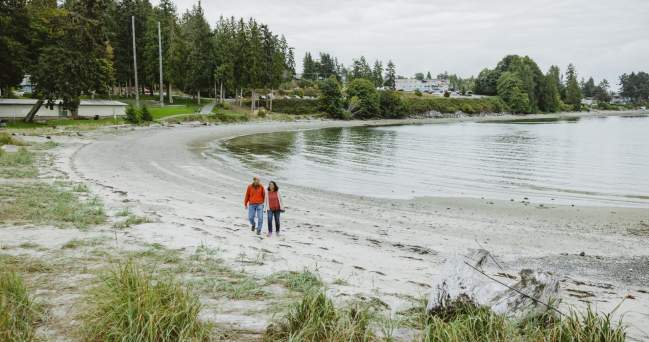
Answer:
[
  {"left": 82, "top": 260, "right": 212, "bottom": 341},
  {"left": 265, "top": 289, "right": 374, "bottom": 342},
  {"left": 0, "top": 269, "right": 43, "bottom": 341},
  {"left": 266, "top": 270, "right": 323, "bottom": 292},
  {"left": 112, "top": 214, "right": 151, "bottom": 229},
  {"left": 399, "top": 298, "right": 627, "bottom": 342}
]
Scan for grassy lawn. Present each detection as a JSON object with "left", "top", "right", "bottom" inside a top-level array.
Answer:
[{"left": 149, "top": 104, "right": 201, "bottom": 120}]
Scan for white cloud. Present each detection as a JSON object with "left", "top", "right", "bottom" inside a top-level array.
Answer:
[{"left": 166, "top": 0, "right": 649, "bottom": 85}]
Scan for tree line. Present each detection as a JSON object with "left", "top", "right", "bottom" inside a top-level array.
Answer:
[
  {"left": 301, "top": 52, "right": 397, "bottom": 90},
  {"left": 0, "top": 0, "right": 295, "bottom": 118}
]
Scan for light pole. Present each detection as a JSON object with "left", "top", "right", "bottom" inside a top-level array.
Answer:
[
  {"left": 132, "top": 15, "right": 140, "bottom": 108},
  {"left": 158, "top": 21, "right": 164, "bottom": 107}
]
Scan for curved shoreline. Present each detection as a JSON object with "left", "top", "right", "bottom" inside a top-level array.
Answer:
[{"left": 64, "top": 110, "right": 649, "bottom": 339}]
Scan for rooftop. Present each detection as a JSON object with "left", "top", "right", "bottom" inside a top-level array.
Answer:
[{"left": 0, "top": 99, "right": 128, "bottom": 106}]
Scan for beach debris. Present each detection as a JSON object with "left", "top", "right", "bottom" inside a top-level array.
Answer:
[
  {"left": 427, "top": 249, "right": 561, "bottom": 319},
  {"left": 579, "top": 251, "right": 586, "bottom": 257}
]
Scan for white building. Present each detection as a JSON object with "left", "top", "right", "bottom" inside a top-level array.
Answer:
[
  {"left": 395, "top": 78, "right": 449, "bottom": 93},
  {"left": 0, "top": 99, "right": 128, "bottom": 120}
]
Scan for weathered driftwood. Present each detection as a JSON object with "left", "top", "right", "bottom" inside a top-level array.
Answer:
[{"left": 427, "top": 249, "right": 560, "bottom": 319}]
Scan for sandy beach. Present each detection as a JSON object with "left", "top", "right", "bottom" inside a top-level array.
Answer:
[{"left": 3, "top": 111, "right": 649, "bottom": 340}]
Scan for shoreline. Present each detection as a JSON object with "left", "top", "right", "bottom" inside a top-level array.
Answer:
[{"left": 2, "top": 109, "right": 649, "bottom": 340}]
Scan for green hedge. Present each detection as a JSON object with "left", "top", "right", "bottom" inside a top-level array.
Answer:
[
  {"left": 246, "top": 98, "right": 321, "bottom": 115},
  {"left": 405, "top": 96, "right": 506, "bottom": 115}
]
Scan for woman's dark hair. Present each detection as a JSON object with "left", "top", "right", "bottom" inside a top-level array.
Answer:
[{"left": 267, "top": 181, "right": 279, "bottom": 192}]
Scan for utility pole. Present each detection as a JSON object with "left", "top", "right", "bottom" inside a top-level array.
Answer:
[
  {"left": 157, "top": 21, "right": 164, "bottom": 107},
  {"left": 132, "top": 16, "right": 140, "bottom": 108}
]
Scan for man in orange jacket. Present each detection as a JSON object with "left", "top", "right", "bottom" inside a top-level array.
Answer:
[{"left": 244, "top": 176, "right": 266, "bottom": 235}]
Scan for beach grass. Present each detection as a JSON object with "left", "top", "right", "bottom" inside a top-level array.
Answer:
[
  {"left": 265, "top": 289, "right": 375, "bottom": 342},
  {"left": 81, "top": 260, "right": 212, "bottom": 341},
  {"left": 266, "top": 270, "right": 323, "bottom": 292},
  {"left": 112, "top": 214, "right": 151, "bottom": 229},
  {"left": 0, "top": 132, "right": 27, "bottom": 146},
  {"left": 0, "top": 269, "right": 43, "bottom": 341},
  {"left": 0, "top": 182, "right": 106, "bottom": 228},
  {"left": 0, "top": 147, "right": 37, "bottom": 178},
  {"left": 398, "top": 298, "right": 626, "bottom": 342}
]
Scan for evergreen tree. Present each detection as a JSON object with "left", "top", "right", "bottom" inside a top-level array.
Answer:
[
  {"left": 619, "top": 72, "right": 649, "bottom": 103},
  {"left": 547, "top": 65, "right": 565, "bottom": 101},
  {"left": 414, "top": 73, "right": 425, "bottom": 81},
  {"left": 539, "top": 71, "right": 561, "bottom": 112},
  {"left": 351, "top": 56, "right": 372, "bottom": 80},
  {"left": 581, "top": 77, "right": 596, "bottom": 98},
  {"left": 565, "top": 63, "right": 582, "bottom": 110},
  {"left": 372, "top": 60, "right": 383, "bottom": 88},
  {"left": 426, "top": 71, "right": 432, "bottom": 80},
  {"left": 384, "top": 60, "right": 396, "bottom": 90},
  {"left": 593, "top": 79, "right": 611, "bottom": 103},
  {"left": 302, "top": 52, "right": 316, "bottom": 80}
]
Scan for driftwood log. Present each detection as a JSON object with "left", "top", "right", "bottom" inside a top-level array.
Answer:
[{"left": 427, "top": 249, "right": 561, "bottom": 319}]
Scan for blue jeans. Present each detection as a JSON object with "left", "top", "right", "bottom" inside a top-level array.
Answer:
[
  {"left": 248, "top": 204, "right": 264, "bottom": 232},
  {"left": 267, "top": 210, "right": 280, "bottom": 233}
]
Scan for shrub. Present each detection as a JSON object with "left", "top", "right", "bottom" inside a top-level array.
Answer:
[
  {"left": 319, "top": 76, "right": 345, "bottom": 118},
  {"left": 140, "top": 104, "right": 153, "bottom": 122},
  {"left": 414, "top": 89, "right": 423, "bottom": 97},
  {"left": 125, "top": 104, "right": 140, "bottom": 124},
  {"left": 346, "top": 78, "right": 380, "bottom": 119},
  {"left": 0, "top": 270, "right": 42, "bottom": 341},
  {"left": 82, "top": 261, "right": 211, "bottom": 341},
  {"left": 379, "top": 90, "right": 409, "bottom": 118},
  {"left": 404, "top": 96, "right": 506, "bottom": 115}
]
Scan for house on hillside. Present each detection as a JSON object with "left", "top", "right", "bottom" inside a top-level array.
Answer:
[
  {"left": 0, "top": 99, "right": 128, "bottom": 120},
  {"left": 395, "top": 78, "right": 449, "bottom": 93}
]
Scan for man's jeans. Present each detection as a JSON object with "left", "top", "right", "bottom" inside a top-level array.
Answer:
[{"left": 248, "top": 204, "right": 264, "bottom": 232}]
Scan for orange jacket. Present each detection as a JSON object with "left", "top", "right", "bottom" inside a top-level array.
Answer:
[{"left": 244, "top": 184, "right": 265, "bottom": 206}]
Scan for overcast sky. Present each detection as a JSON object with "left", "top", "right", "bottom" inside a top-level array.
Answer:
[{"left": 166, "top": 0, "right": 648, "bottom": 86}]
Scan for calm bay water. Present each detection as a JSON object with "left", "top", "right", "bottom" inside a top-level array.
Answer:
[{"left": 213, "top": 115, "right": 649, "bottom": 207}]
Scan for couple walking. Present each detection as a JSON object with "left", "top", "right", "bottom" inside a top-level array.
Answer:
[{"left": 244, "top": 176, "right": 284, "bottom": 236}]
